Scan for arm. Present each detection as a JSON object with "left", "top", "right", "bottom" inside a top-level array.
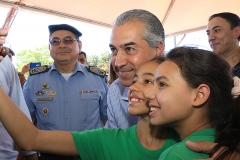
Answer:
[
  {"left": 186, "top": 141, "right": 240, "bottom": 160},
  {"left": 0, "top": 86, "right": 78, "bottom": 156}
]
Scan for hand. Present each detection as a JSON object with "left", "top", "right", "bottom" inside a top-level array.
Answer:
[
  {"left": 0, "top": 27, "right": 10, "bottom": 59},
  {"left": 21, "top": 63, "right": 30, "bottom": 74},
  {"left": 186, "top": 141, "right": 240, "bottom": 160}
]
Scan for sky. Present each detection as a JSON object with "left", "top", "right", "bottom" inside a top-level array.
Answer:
[{"left": 0, "top": 5, "right": 212, "bottom": 60}]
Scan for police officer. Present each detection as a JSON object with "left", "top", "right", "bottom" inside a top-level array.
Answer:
[{"left": 23, "top": 24, "right": 108, "bottom": 160}]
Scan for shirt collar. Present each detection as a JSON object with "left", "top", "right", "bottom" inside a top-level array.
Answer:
[{"left": 50, "top": 62, "right": 85, "bottom": 75}]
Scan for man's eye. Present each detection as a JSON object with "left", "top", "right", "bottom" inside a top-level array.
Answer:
[
  {"left": 125, "top": 47, "right": 134, "bottom": 52},
  {"left": 52, "top": 39, "right": 60, "bottom": 43},
  {"left": 64, "top": 37, "right": 73, "bottom": 42},
  {"left": 110, "top": 47, "right": 117, "bottom": 53}
]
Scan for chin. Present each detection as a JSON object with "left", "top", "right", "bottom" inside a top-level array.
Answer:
[{"left": 119, "top": 78, "right": 133, "bottom": 87}]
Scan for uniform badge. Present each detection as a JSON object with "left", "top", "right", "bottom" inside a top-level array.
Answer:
[
  {"left": 29, "top": 65, "right": 51, "bottom": 76},
  {"left": 42, "top": 83, "right": 50, "bottom": 89},
  {"left": 86, "top": 66, "right": 106, "bottom": 78},
  {"left": 36, "top": 90, "right": 44, "bottom": 96},
  {"left": 80, "top": 90, "right": 98, "bottom": 93},
  {"left": 42, "top": 108, "right": 49, "bottom": 115},
  {"left": 80, "top": 90, "right": 98, "bottom": 99},
  {"left": 46, "top": 91, "right": 56, "bottom": 96}
]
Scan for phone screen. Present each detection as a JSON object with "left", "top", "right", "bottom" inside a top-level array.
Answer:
[{"left": 30, "top": 62, "right": 41, "bottom": 69}]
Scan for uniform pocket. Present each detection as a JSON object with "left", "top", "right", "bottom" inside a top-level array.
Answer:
[{"left": 78, "top": 92, "right": 100, "bottom": 123}]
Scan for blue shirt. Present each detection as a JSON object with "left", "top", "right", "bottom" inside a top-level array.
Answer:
[
  {"left": 105, "top": 78, "right": 138, "bottom": 129},
  {"left": 0, "top": 56, "right": 35, "bottom": 159},
  {"left": 23, "top": 62, "right": 108, "bottom": 131}
]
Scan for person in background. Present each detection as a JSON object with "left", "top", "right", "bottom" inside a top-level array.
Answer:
[
  {"left": 1, "top": 46, "right": 30, "bottom": 88},
  {"left": 0, "top": 28, "right": 37, "bottom": 160},
  {"left": 105, "top": 9, "right": 164, "bottom": 129},
  {"left": 186, "top": 12, "right": 240, "bottom": 159},
  {"left": 23, "top": 24, "right": 108, "bottom": 160},
  {"left": 78, "top": 51, "right": 87, "bottom": 65},
  {"left": 107, "top": 52, "right": 118, "bottom": 85},
  {"left": 18, "top": 63, "right": 30, "bottom": 88},
  {"left": 206, "top": 12, "right": 240, "bottom": 77}
]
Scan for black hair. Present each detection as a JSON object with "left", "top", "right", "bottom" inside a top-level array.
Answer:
[
  {"left": 166, "top": 47, "right": 240, "bottom": 159},
  {"left": 79, "top": 51, "right": 86, "bottom": 58}
]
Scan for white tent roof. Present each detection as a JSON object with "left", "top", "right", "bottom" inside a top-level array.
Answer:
[{"left": 0, "top": 0, "right": 240, "bottom": 37}]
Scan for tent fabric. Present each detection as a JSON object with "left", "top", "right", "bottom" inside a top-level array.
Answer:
[{"left": 0, "top": 0, "right": 240, "bottom": 37}]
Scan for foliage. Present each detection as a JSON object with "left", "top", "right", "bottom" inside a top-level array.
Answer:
[
  {"left": 15, "top": 45, "right": 53, "bottom": 72},
  {"left": 15, "top": 45, "right": 111, "bottom": 74},
  {"left": 88, "top": 51, "right": 111, "bottom": 71}
]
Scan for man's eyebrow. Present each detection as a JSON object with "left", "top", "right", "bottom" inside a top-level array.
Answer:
[
  {"left": 109, "top": 44, "right": 115, "bottom": 48},
  {"left": 206, "top": 26, "right": 221, "bottom": 33},
  {"left": 123, "top": 42, "right": 136, "bottom": 47}
]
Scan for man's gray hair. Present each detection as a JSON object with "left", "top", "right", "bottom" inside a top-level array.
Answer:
[{"left": 112, "top": 9, "right": 165, "bottom": 47}]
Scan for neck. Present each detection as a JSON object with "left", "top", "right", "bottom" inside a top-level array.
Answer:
[
  {"left": 136, "top": 116, "right": 168, "bottom": 150},
  {"left": 222, "top": 46, "right": 240, "bottom": 69},
  {"left": 54, "top": 61, "right": 76, "bottom": 73},
  {"left": 175, "top": 120, "right": 212, "bottom": 140}
]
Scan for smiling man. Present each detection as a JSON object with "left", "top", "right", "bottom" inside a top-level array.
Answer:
[
  {"left": 105, "top": 9, "right": 164, "bottom": 129},
  {"left": 23, "top": 24, "right": 108, "bottom": 160},
  {"left": 206, "top": 12, "right": 240, "bottom": 77}
]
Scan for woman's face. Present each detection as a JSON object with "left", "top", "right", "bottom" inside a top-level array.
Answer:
[
  {"left": 147, "top": 60, "right": 196, "bottom": 127},
  {"left": 128, "top": 60, "right": 160, "bottom": 116}
]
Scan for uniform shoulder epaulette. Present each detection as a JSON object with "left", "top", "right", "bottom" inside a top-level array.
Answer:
[
  {"left": 86, "top": 66, "right": 106, "bottom": 78},
  {"left": 29, "top": 65, "right": 51, "bottom": 76}
]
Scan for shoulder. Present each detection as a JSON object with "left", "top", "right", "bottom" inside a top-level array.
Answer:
[
  {"left": 29, "top": 65, "right": 51, "bottom": 76},
  {"left": 85, "top": 66, "right": 106, "bottom": 78}
]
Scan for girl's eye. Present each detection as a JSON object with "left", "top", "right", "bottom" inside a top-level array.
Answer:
[
  {"left": 144, "top": 79, "right": 153, "bottom": 84},
  {"left": 159, "top": 82, "right": 166, "bottom": 87}
]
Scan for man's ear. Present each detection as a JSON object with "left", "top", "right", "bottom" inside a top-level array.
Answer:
[
  {"left": 192, "top": 84, "right": 210, "bottom": 107},
  {"left": 233, "top": 26, "right": 240, "bottom": 40},
  {"left": 78, "top": 40, "right": 82, "bottom": 51},
  {"left": 156, "top": 41, "right": 164, "bottom": 56}
]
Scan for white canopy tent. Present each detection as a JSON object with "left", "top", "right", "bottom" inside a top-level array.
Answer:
[{"left": 0, "top": 0, "right": 240, "bottom": 38}]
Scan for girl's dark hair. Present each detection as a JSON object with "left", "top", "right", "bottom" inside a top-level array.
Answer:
[{"left": 166, "top": 47, "right": 240, "bottom": 159}]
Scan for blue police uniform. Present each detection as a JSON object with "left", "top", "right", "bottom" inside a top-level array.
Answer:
[{"left": 23, "top": 62, "right": 108, "bottom": 131}]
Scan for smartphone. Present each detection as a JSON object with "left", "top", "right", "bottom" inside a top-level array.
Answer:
[
  {"left": 1, "top": 5, "right": 19, "bottom": 29},
  {"left": 0, "top": 5, "right": 19, "bottom": 52},
  {"left": 30, "top": 62, "right": 41, "bottom": 69}
]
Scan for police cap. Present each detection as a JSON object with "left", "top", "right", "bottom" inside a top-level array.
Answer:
[{"left": 48, "top": 24, "right": 82, "bottom": 38}]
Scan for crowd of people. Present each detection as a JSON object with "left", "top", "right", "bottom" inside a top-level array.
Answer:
[{"left": 0, "top": 8, "right": 240, "bottom": 160}]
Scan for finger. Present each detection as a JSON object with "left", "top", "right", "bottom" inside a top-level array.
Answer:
[
  {"left": 0, "top": 27, "right": 10, "bottom": 36},
  {"left": 186, "top": 141, "right": 217, "bottom": 154}
]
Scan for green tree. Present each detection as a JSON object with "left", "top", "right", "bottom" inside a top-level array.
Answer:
[
  {"left": 88, "top": 51, "right": 110, "bottom": 71},
  {"left": 15, "top": 45, "right": 53, "bottom": 72}
]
